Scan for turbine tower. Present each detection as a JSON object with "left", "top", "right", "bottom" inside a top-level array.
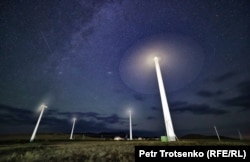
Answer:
[
  {"left": 214, "top": 126, "right": 221, "bottom": 141},
  {"left": 30, "top": 104, "right": 47, "bottom": 142},
  {"left": 70, "top": 118, "right": 77, "bottom": 140},
  {"left": 154, "top": 57, "right": 176, "bottom": 141},
  {"left": 238, "top": 129, "right": 243, "bottom": 140},
  {"left": 129, "top": 110, "right": 133, "bottom": 140}
]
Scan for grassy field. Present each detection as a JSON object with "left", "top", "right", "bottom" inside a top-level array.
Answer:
[{"left": 0, "top": 134, "right": 249, "bottom": 162}]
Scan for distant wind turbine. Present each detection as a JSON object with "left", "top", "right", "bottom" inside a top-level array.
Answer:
[
  {"left": 214, "top": 126, "right": 221, "bottom": 141},
  {"left": 238, "top": 129, "right": 243, "bottom": 140},
  {"left": 70, "top": 118, "right": 77, "bottom": 140}
]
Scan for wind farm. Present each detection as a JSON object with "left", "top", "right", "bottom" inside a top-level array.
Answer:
[
  {"left": 1, "top": 0, "right": 250, "bottom": 161},
  {"left": 0, "top": 55, "right": 249, "bottom": 161}
]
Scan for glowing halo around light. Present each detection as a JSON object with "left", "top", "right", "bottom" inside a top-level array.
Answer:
[
  {"left": 119, "top": 33, "right": 205, "bottom": 94},
  {"left": 34, "top": 94, "right": 53, "bottom": 114}
]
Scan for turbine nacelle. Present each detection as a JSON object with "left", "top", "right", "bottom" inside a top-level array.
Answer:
[
  {"left": 41, "top": 104, "right": 48, "bottom": 109},
  {"left": 154, "top": 56, "right": 158, "bottom": 62}
]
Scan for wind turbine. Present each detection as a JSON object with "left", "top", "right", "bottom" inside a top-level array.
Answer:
[
  {"left": 129, "top": 110, "right": 133, "bottom": 140},
  {"left": 154, "top": 57, "right": 176, "bottom": 141},
  {"left": 70, "top": 117, "right": 77, "bottom": 140},
  {"left": 30, "top": 104, "right": 47, "bottom": 142}
]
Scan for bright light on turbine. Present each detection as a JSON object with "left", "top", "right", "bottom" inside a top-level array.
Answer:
[{"left": 119, "top": 33, "right": 205, "bottom": 94}]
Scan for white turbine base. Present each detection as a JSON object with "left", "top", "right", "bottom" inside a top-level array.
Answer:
[{"left": 167, "top": 135, "right": 176, "bottom": 142}]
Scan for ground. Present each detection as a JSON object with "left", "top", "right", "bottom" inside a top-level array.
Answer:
[{"left": 0, "top": 134, "right": 249, "bottom": 162}]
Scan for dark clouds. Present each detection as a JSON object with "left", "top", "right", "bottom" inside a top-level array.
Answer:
[
  {"left": 0, "top": 104, "right": 34, "bottom": 124},
  {"left": 213, "top": 72, "right": 237, "bottom": 83},
  {"left": 172, "top": 104, "right": 227, "bottom": 115},
  {"left": 146, "top": 116, "right": 156, "bottom": 120},
  {"left": 0, "top": 104, "right": 127, "bottom": 133},
  {"left": 197, "top": 90, "right": 223, "bottom": 98},
  {"left": 150, "top": 106, "right": 160, "bottom": 111},
  {"left": 133, "top": 94, "right": 146, "bottom": 102},
  {"left": 221, "top": 80, "right": 250, "bottom": 111},
  {"left": 58, "top": 111, "right": 99, "bottom": 118},
  {"left": 96, "top": 114, "right": 126, "bottom": 124},
  {"left": 151, "top": 100, "right": 227, "bottom": 115}
]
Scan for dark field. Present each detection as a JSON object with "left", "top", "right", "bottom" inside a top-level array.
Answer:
[{"left": 0, "top": 134, "right": 249, "bottom": 162}]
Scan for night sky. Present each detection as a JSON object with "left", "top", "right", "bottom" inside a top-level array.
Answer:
[{"left": 0, "top": 0, "right": 249, "bottom": 138}]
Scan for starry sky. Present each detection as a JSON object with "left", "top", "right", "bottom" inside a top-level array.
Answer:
[{"left": 0, "top": 0, "right": 249, "bottom": 138}]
